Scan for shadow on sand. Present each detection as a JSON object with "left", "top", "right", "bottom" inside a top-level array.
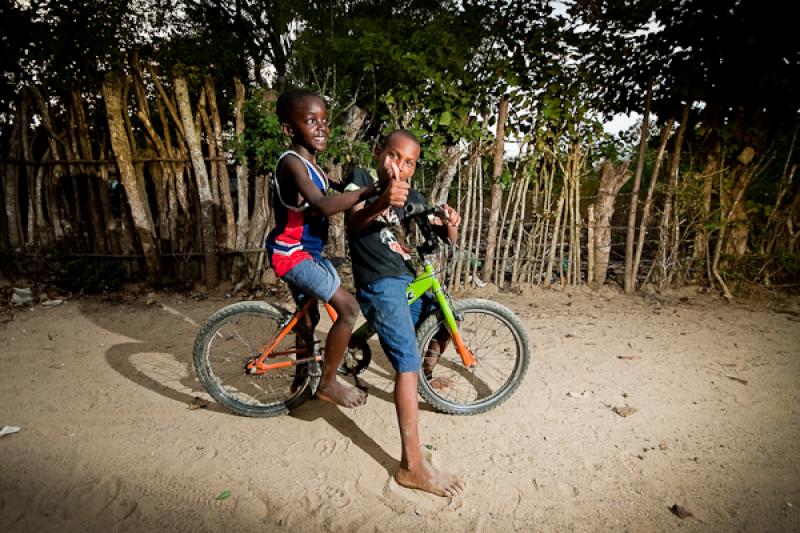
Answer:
[{"left": 79, "top": 296, "right": 435, "bottom": 476}]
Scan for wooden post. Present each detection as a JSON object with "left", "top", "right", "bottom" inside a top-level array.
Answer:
[
  {"left": 175, "top": 74, "right": 218, "bottom": 287},
  {"left": 482, "top": 97, "right": 509, "bottom": 283}
]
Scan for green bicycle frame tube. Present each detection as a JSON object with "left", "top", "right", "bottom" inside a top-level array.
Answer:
[
  {"left": 405, "top": 261, "right": 460, "bottom": 334},
  {"left": 351, "top": 260, "right": 460, "bottom": 342}
]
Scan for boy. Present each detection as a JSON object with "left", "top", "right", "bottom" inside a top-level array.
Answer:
[
  {"left": 345, "top": 130, "right": 464, "bottom": 497},
  {"left": 265, "top": 88, "right": 388, "bottom": 408}
]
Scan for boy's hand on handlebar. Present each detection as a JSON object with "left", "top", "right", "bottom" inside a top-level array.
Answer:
[{"left": 438, "top": 204, "right": 461, "bottom": 226}]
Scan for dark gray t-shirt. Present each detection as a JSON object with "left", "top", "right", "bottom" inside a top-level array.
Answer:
[{"left": 345, "top": 168, "right": 425, "bottom": 289}]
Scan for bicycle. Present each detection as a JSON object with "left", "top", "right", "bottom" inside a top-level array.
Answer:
[{"left": 193, "top": 202, "right": 530, "bottom": 417}]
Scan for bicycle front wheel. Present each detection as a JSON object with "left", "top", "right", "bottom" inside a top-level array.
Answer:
[
  {"left": 416, "top": 298, "right": 530, "bottom": 415},
  {"left": 193, "top": 301, "right": 312, "bottom": 417}
]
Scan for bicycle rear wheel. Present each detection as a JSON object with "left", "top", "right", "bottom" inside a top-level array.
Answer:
[
  {"left": 193, "top": 301, "right": 313, "bottom": 417},
  {"left": 416, "top": 298, "right": 530, "bottom": 415}
]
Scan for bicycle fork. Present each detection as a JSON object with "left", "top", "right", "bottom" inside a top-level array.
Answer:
[{"left": 430, "top": 278, "right": 477, "bottom": 369}]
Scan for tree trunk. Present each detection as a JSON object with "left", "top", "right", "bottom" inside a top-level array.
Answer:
[
  {"left": 656, "top": 103, "right": 690, "bottom": 284},
  {"left": 536, "top": 159, "right": 556, "bottom": 284},
  {"left": 130, "top": 55, "right": 172, "bottom": 251},
  {"left": 454, "top": 152, "right": 474, "bottom": 289},
  {"left": 471, "top": 147, "right": 485, "bottom": 286},
  {"left": 30, "top": 85, "right": 67, "bottom": 194},
  {"left": 543, "top": 192, "right": 565, "bottom": 289},
  {"left": 511, "top": 159, "right": 531, "bottom": 285},
  {"left": 482, "top": 97, "right": 509, "bottom": 283},
  {"left": 624, "top": 81, "right": 652, "bottom": 293},
  {"left": 102, "top": 71, "right": 161, "bottom": 276},
  {"left": 198, "top": 88, "right": 223, "bottom": 248},
  {"left": 155, "top": 94, "right": 184, "bottom": 252},
  {"left": 98, "top": 155, "right": 120, "bottom": 254},
  {"left": 495, "top": 174, "right": 516, "bottom": 286},
  {"left": 18, "top": 88, "right": 34, "bottom": 247},
  {"left": 71, "top": 86, "right": 107, "bottom": 253},
  {"left": 632, "top": 118, "right": 674, "bottom": 288},
  {"left": 175, "top": 75, "right": 218, "bottom": 287},
  {"left": 587, "top": 205, "right": 595, "bottom": 283},
  {"left": 592, "top": 160, "right": 632, "bottom": 285},
  {"left": 246, "top": 173, "right": 270, "bottom": 280},
  {"left": 722, "top": 147, "right": 766, "bottom": 260},
  {"left": 43, "top": 166, "right": 63, "bottom": 242},
  {"left": 327, "top": 104, "right": 367, "bottom": 257},
  {"left": 204, "top": 76, "right": 236, "bottom": 251},
  {"left": 29, "top": 85, "right": 67, "bottom": 241},
  {"left": 764, "top": 127, "right": 798, "bottom": 256},
  {"left": 691, "top": 140, "right": 720, "bottom": 282},
  {"left": 428, "top": 143, "right": 463, "bottom": 206},
  {"left": 148, "top": 63, "right": 185, "bottom": 141},
  {"left": 232, "top": 78, "right": 250, "bottom": 280},
  {"left": 501, "top": 173, "right": 524, "bottom": 287}
]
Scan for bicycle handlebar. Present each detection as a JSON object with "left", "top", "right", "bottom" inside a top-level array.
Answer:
[
  {"left": 403, "top": 200, "right": 450, "bottom": 258},
  {"left": 404, "top": 201, "right": 446, "bottom": 219}
]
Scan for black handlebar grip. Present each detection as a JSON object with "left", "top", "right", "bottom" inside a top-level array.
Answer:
[{"left": 404, "top": 201, "right": 430, "bottom": 216}]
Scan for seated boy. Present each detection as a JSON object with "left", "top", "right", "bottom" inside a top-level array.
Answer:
[
  {"left": 345, "top": 130, "right": 464, "bottom": 497},
  {"left": 265, "top": 88, "right": 380, "bottom": 408}
]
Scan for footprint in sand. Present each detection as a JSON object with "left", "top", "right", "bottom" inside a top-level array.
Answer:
[
  {"left": 556, "top": 481, "right": 581, "bottom": 498},
  {"left": 486, "top": 483, "right": 522, "bottom": 518},
  {"left": 0, "top": 491, "right": 28, "bottom": 524},
  {"left": 314, "top": 438, "right": 344, "bottom": 458},
  {"left": 107, "top": 498, "right": 139, "bottom": 523},
  {"left": 34, "top": 478, "right": 122, "bottom": 522},
  {"left": 192, "top": 444, "right": 219, "bottom": 461},
  {"left": 302, "top": 483, "right": 352, "bottom": 515},
  {"left": 528, "top": 477, "right": 580, "bottom": 500},
  {"left": 323, "top": 485, "right": 351, "bottom": 509},
  {"left": 490, "top": 452, "right": 514, "bottom": 469}
]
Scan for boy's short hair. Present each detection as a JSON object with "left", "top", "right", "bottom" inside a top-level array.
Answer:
[
  {"left": 276, "top": 88, "right": 322, "bottom": 124},
  {"left": 380, "top": 129, "right": 420, "bottom": 149}
]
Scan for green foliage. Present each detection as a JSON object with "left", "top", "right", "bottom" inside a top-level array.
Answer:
[
  {"left": 233, "top": 94, "right": 287, "bottom": 172},
  {"left": 317, "top": 125, "right": 372, "bottom": 172},
  {"left": 232, "top": 94, "right": 373, "bottom": 175},
  {"left": 288, "top": 0, "right": 566, "bottom": 166},
  {"left": 5, "top": 0, "right": 797, "bottom": 292},
  {"left": 775, "top": 249, "right": 800, "bottom": 275}
]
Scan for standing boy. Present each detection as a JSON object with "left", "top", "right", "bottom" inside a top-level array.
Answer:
[
  {"left": 345, "top": 130, "right": 464, "bottom": 497},
  {"left": 265, "top": 88, "right": 384, "bottom": 408}
]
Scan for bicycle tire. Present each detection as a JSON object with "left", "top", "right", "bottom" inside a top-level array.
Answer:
[
  {"left": 416, "top": 298, "right": 530, "bottom": 415},
  {"left": 193, "top": 301, "right": 312, "bottom": 417}
]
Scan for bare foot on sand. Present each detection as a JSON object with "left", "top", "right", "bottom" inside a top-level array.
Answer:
[
  {"left": 395, "top": 460, "right": 464, "bottom": 497},
  {"left": 316, "top": 379, "right": 367, "bottom": 408}
]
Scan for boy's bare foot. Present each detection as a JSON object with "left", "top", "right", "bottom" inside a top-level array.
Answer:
[
  {"left": 395, "top": 460, "right": 464, "bottom": 497},
  {"left": 316, "top": 379, "right": 367, "bottom": 408}
]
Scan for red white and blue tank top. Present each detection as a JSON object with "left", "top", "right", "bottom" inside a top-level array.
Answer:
[{"left": 265, "top": 150, "right": 329, "bottom": 277}]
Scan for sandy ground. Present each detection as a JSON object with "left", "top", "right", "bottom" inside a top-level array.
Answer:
[{"left": 1, "top": 283, "right": 799, "bottom": 533}]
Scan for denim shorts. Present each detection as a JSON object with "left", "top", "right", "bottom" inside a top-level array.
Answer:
[
  {"left": 281, "top": 257, "right": 340, "bottom": 304},
  {"left": 356, "top": 275, "right": 436, "bottom": 373}
]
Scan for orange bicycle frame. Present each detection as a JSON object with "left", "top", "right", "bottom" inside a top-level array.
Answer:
[{"left": 245, "top": 299, "right": 338, "bottom": 374}]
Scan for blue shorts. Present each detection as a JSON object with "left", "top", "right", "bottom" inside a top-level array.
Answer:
[
  {"left": 356, "top": 275, "right": 436, "bottom": 373},
  {"left": 282, "top": 257, "right": 340, "bottom": 304}
]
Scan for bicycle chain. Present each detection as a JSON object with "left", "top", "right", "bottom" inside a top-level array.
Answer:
[{"left": 250, "top": 373, "right": 298, "bottom": 380}]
